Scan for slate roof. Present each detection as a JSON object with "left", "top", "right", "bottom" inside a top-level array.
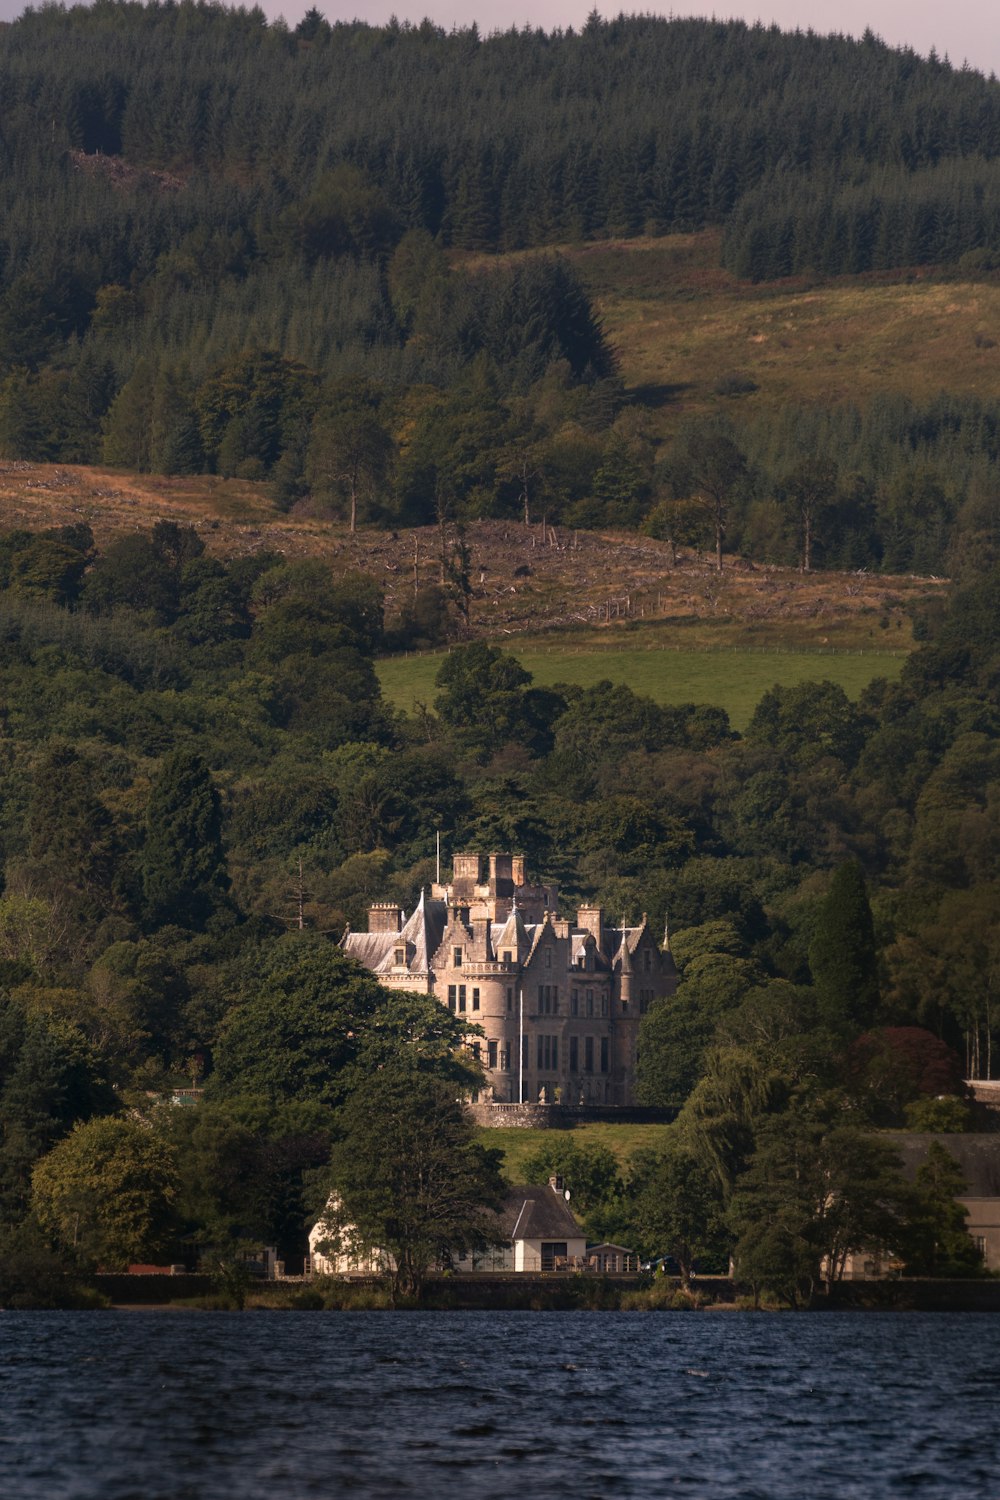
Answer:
[
  {"left": 342, "top": 891, "right": 448, "bottom": 976},
  {"left": 502, "top": 1185, "right": 584, "bottom": 1242},
  {"left": 889, "top": 1134, "right": 1000, "bottom": 1197}
]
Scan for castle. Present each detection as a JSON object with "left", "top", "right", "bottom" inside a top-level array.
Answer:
[{"left": 342, "top": 852, "right": 677, "bottom": 1106}]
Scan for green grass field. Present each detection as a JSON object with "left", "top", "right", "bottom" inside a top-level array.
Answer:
[
  {"left": 476, "top": 1122, "right": 676, "bottom": 1182},
  {"left": 378, "top": 644, "right": 905, "bottom": 730}
]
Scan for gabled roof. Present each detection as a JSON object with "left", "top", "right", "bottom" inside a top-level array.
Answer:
[
  {"left": 502, "top": 1185, "right": 583, "bottom": 1242},
  {"left": 891, "top": 1134, "right": 1000, "bottom": 1197},
  {"left": 492, "top": 902, "right": 531, "bottom": 963},
  {"left": 342, "top": 892, "right": 448, "bottom": 977}
]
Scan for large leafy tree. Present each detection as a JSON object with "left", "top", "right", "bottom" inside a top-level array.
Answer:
[
  {"left": 898, "top": 1142, "right": 984, "bottom": 1278},
  {"left": 632, "top": 1137, "right": 730, "bottom": 1286},
  {"left": 210, "top": 936, "right": 476, "bottom": 1113},
  {"left": 32, "top": 1116, "right": 179, "bottom": 1269},
  {"left": 317, "top": 1066, "right": 505, "bottom": 1298},
  {"left": 728, "top": 1110, "right": 907, "bottom": 1304}
]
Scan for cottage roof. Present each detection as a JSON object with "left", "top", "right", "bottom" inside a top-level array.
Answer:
[
  {"left": 502, "top": 1185, "right": 583, "bottom": 1242},
  {"left": 891, "top": 1134, "right": 1000, "bottom": 1197}
]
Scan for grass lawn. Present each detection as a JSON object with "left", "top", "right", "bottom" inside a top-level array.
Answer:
[
  {"left": 477, "top": 1121, "right": 676, "bottom": 1182},
  {"left": 378, "top": 644, "right": 905, "bottom": 730}
]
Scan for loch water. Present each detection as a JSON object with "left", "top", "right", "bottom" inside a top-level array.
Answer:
[{"left": 2, "top": 1309, "right": 999, "bottom": 1499}]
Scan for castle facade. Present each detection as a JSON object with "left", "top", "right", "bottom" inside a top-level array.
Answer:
[{"left": 342, "top": 852, "right": 677, "bottom": 1106}]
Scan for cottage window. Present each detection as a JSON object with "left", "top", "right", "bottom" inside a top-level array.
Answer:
[{"left": 472, "top": 987, "right": 480, "bottom": 1011}]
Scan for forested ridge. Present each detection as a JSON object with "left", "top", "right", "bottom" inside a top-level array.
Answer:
[{"left": 1, "top": 7, "right": 1000, "bottom": 573}]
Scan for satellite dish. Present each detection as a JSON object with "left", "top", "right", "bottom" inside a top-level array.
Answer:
[{"left": 564, "top": 1189, "right": 571, "bottom": 1201}]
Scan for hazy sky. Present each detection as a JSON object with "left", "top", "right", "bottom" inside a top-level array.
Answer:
[{"left": 1, "top": 1, "right": 997, "bottom": 78}]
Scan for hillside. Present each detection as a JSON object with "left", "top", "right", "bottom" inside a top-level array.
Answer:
[
  {"left": 563, "top": 233, "right": 1000, "bottom": 439},
  {"left": 0, "top": 460, "right": 938, "bottom": 647}
]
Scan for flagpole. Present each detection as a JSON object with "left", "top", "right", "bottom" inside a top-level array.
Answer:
[{"left": 519, "top": 988, "right": 524, "bottom": 1104}]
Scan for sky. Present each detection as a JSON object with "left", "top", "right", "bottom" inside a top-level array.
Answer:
[{"left": 1, "top": 0, "right": 997, "bottom": 79}]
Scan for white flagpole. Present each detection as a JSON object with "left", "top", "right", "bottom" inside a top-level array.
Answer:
[{"left": 519, "top": 988, "right": 524, "bottom": 1104}]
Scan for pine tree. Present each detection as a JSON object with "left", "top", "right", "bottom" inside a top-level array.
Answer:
[
  {"left": 141, "top": 750, "right": 231, "bottom": 931},
  {"left": 809, "top": 861, "right": 880, "bottom": 1033}
]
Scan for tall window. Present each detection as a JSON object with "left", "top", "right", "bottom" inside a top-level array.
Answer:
[
  {"left": 584, "top": 1036, "right": 594, "bottom": 1073},
  {"left": 447, "top": 985, "right": 456, "bottom": 1011},
  {"left": 569, "top": 1036, "right": 579, "bottom": 1073},
  {"left": 453, "top": 947, "right": 462, "bottom": 967},
  {"left": 472, "top": 987, "right": 480, "bottom": 1011},
  {"left": 488, "top": 1039, "right": 498, "bottom": 1069},
  {"left": 458, "top": 984, "right": 467, "bottom": 1013},
  {"left": 600, "top": 1038, "right": 609, "bottom": 1073},
  {"left": 507, "top": 988, "right": 514, "bottom": 1012}
]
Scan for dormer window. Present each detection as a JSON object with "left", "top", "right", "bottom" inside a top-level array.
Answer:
[
  {"left": 503, "top": 950, "right": 512, "bottom": 964},
  {"left": 394, "top": 947, "right": 405, "bottom": 966}
]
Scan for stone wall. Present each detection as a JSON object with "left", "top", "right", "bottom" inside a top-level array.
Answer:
[{"left": 469, "top": 1102, "right": 678, "bottom": 1128}]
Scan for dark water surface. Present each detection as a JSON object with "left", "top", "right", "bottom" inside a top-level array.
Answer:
[{"left": 2, "top": 1310, "right": 999, "bottom": 1499}]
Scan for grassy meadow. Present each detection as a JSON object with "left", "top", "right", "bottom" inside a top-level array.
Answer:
[
  {"left": 477, "top": 1121, "right": 676, "bottom": 1182},
  {"left": 542, "top": 232, "right": 1000, "bottom": 440},
  {"left": 378, "top": 641, "right": 906, "bottom": 730}
]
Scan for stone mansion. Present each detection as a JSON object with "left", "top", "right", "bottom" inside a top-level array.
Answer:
[{"left": 342, "top": 852, "right": 677, "bottom": 1106}]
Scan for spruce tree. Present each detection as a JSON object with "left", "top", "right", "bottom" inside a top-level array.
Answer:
[
  {"left": 808, "top": 860, "right": 880, "bottom": 1033},
  {"left": 141, "top": 750, "right": 230, "bottom": 931}
]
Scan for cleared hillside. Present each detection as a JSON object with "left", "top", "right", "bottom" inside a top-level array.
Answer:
[{"left": 467, "top": 231, "right": 1000, "bottom": 444}]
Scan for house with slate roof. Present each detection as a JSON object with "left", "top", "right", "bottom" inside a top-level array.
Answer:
[
  {"left": 341, "top": 851, "right": 677, "bottom": 1106},
  {"left": 837, "top": 1134, "right": 1000, "bottom": 1277},
  {"left": 309, "top": 1177, "right": 589, "bottom": 1275}
]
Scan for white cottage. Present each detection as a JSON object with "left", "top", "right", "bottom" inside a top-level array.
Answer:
[{"left": 309, "top": 1177, "right": 587, "bottom": 1276}]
